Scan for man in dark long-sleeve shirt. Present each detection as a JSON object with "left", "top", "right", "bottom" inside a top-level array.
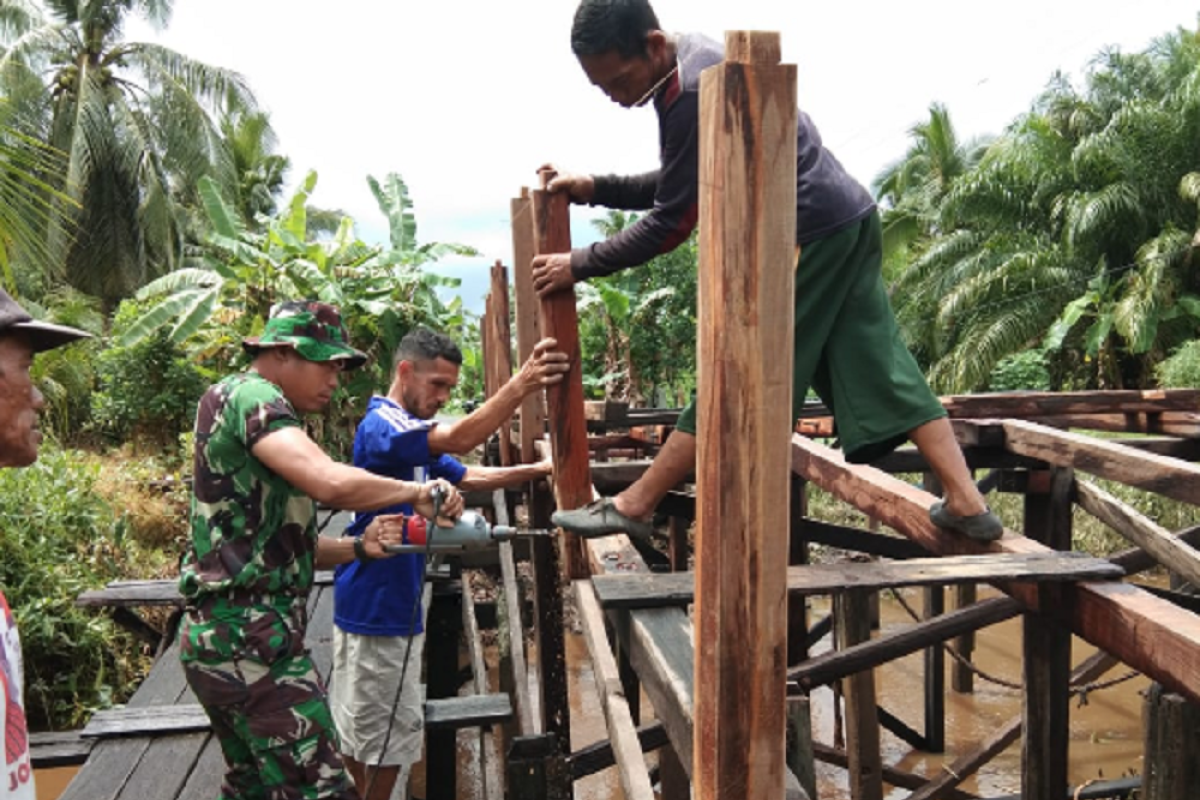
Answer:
[{"left": 538, "top": 0, "right": 1003, "bottom": 543}]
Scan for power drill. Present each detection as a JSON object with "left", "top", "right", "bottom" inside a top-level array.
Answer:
[{"left": 382, "top": 510, "right": 554, "bottom": 554}]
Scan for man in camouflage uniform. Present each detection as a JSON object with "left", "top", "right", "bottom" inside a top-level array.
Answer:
[{"left": 179, "top": 301, "right": 463, "bottom": 800}]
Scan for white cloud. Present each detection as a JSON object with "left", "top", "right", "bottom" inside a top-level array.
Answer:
[{"left": 127, "top": 0, "right": 1200, "bottom": 307}]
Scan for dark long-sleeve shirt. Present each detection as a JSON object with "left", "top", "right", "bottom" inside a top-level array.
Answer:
[{"left": 571, "top": 32, "right": 876, "bottom": 281}]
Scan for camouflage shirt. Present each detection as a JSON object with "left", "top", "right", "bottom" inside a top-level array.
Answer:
[{"left": 179, "top": 372, "right": 317, "bottom": 616}]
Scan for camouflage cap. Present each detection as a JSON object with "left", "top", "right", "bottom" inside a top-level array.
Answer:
[{"left": 242, "top": 300, "right": 368, "bottom": 370}]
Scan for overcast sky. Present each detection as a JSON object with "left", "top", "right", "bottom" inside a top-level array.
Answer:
[{"left": 129, "top": 1, "right": 1200, "bottom": 310}]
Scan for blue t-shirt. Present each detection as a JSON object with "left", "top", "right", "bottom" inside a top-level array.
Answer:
[{"left": 333, "top": 396, "right": 467, "bottom": 636}]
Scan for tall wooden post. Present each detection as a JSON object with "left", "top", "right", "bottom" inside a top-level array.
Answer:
[
  {"left": 514, "top": 189, "right": 570, "bottom": 753},
  {"left": 531, "top": 188, "right": 591, "bottom": 582},
  {"left": 511, "top": 187, "right": 545, "bottom": 466},
  {"left": 694, "top": 31, "right": 796, "bottom": 800},
  {"left": 487, "top": 260, "right": 515, "bottom": 466}
]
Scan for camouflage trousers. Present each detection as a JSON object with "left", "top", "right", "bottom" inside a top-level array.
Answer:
[{"left": 180, "top": 602, "right": 357, "bottom": 800}]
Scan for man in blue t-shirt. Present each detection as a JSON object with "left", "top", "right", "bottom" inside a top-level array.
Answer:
[{"left": 331, "top": 327, "right": 568, "bottom": 800}]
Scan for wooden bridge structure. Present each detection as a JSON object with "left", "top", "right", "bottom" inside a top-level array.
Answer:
[{"left": 45, "top": 28, "right": 1200, "bottom": 800}]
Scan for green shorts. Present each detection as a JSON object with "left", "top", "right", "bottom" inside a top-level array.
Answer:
[{"left": 677, "top": 212, "right": 944, "bottom": 463}]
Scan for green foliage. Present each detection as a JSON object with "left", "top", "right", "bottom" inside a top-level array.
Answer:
[
  {"left": 122, "top": 171, "right": 474, "bottom": 457},
  {"left": 24, "top": 288, "right": 105, "bottom": 443},
  {"left": 578, "top": 212, "right": 696, "bottom": 404},
  {"left": 886, "top": 25, "right": 1200, "bottom": 392},
  {"left": 1156, "top": 340, "right": 1200, "bottom": 387},
  {"left": 987, "top": 349, "right": 1052, "bottom": 392},
  {"left": 0, "top": 0, "right": 257, "bottom": 306},
  {"left": 91, "top": 300, "right": 210, "bottom": 451},
  {"left": 0, "top": 448, "right": 155, "bottom": 730}
]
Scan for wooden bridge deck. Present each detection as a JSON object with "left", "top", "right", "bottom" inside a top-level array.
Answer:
[{"left": 60, "top": 578, "right": 337, "bottom": 800}]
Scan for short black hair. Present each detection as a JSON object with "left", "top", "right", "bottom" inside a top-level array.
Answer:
[
  {"left": 393, "top": 327, "right": 463, "bottom": 370},
  {"left": 571, "top": 0, "right": 661, "bottom": 59}
]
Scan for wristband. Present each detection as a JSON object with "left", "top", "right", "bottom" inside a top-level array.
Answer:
[{"left": 353, "top": 535, "right": 376, "bottom": 564}]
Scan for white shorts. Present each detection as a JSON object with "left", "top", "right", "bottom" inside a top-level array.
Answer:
[{"left": 329, "top": 627, "right": 426, "bottom": 767}]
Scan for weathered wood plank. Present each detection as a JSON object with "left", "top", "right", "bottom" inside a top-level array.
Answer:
[
  {"left": 424, "top": 695, "right": 513, "bottom": 730},
  {"left": 58, "top": 638, "right": 192, "bottom": 800},
  {"left": 81, "top": 705, "right": 210, "bottom": 739},
  {"left": 30, "top": 730, "right": 94, "bottom": 768},
  {"left": 174, "top": 737, "right": 226, "bottom": 800},
  {"left": 791, "top": 433, "right": 1200, "bottom": 704},
  {"left": 592, "top": 553, "right": 1123, "bottom": 609},
  {"left": 1003, "top": 419, "right": 1200, "bottom": 504},
  {"left": 532, "top": 186, "right": 590, "bottom": 582},
  {"left": 1076, "top": 479, "right": 1200, "bottom": 588},
  {"left": 574, "top": 581, "right": 656, "bottom": 800}
]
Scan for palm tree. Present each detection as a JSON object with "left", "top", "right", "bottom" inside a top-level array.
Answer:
[
  {"left": 0, "top": 0, "right": 256, "bottom": 307},
  {"left": 872, "top": 103, "right": 992, "bottom": 279},
  {"left": 888, "top": 25, "right": 1200, "bottom": 392}
]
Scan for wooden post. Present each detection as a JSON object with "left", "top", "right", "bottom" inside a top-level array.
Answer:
[
  {"left": 511, "top": 188, "right": 545, "bottom": 466},
  {"left": 921, "top": 473, "right": 945, "bottom": 753},
  {"left": 785, "top": 690, "right": 818, "bottom": 800},
  {"left": 1143, "top": 683, "right": 1200, "bottom": 799},
  {"left": 1022, "top": 468, "right": 1073, "bottom": 800},
  {"left": 788, "top": 475, "right": 810, "bottom": 665},
  {"left": 425, "top": 583, "right": 462, "bottom": 800},
  {"left": 531, "top": 187, "right": 591, "bottom": 581},
  {"left": 951, "top": 583, "right": 976, "bottom": 694},
  {"left": 506, "top": 734, "right": 569, "bottom": 800},
  {"left": 694, "top": 31, "right": 796, "bottom": 800},
  {"left": 488, "top": 260, "right": 515, "bottom": 466},
  {"left": 835, "top": 589, "right": 883, "bottom": 800}
]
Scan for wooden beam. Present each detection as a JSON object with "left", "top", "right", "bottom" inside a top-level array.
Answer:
[
  {"left": 574, "top": 581, "right": 656, "bottom": 800},
  {"left": 1003, "top": 419, "right": 1200, "bottom": 504},
  {"left": 511, "top": 187, "right": 545, "bottom": 465},
  {"left": 788, "top": 597, "right": 1021, "bottom": 690},
  {"left": 531, "top": 187, "right": 590, "bottom": 580},
  {"left": 813, "top": 743, "right": 979, "bottom": 800},
  {"left": 568, "top": 723, "right": 670, "bottom": 780},
  {"left": 462, "top": 566, "right": 503, "bottom": 800},
  {"left": 81, "top": 705, "right": 210, "bottom": 738},
  {"left": 940, "top": 389, "right": 1200, "bottom": 418},
  {"left": 694, "top": 30, "right": 796, "bottom": 800},
  {"left": 791, "top": 433, "right": 1200, "bottom": 704},
  {"left": 1076, "top": 479, "right": 1200, "bottom": 588},
  {"left": 591, "top": 553, "right": 1123, "bottom": 609},
  {"left": 1027, "top": 411, "right": 1200, "bottom": 438}
]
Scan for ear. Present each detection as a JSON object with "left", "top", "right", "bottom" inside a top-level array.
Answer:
[
  {"left": 645, "top": 30, "right": 668, "bottom": 60},
  {"left": 397, "top": 359, "right": 415, "bottom": 380}
]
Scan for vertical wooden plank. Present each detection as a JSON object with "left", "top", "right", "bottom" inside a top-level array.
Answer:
[
  {"left": 425, "top": 583, "right": 462, "bottom": 800},
  {"left": 531, "top": 187, "right": 591, "bottom": 581},
  {"left": 951, "top": 583, "right": 977, "bottom": 694},
  {"left": 1022, "top": 465, "right": 1073, "bottom": 800},
  {"left": 668, "top": 515, "right": 689, "bottom": 572},
  {"left": 489, "top": 260, "right": 516, "bottom": 466},
  {"left": 530, "top": 533, "right": 570, "bottom": 753},
  {"left": 921, "top": 473, "right": 945, "bottom": 753},
  {"left": 694, "top": 31, "right": 796, "bottom": 800},
  {"left": 1022, "top": 583, "right": 1072, "bottom": 800},
  {"left": 511, "top": 188, "right": 545, "bottom": 465},
  {"left": 785, "top": 691, "right": 818, "bottom": 800},
  {"left": 1143, "top": 683, "right": 1200, "bottom": 799},
  {"left": 835, "top": 589, "right": 883, "bottom": 800},
  {"left": 788, "top": 476, "right": 810, "bottom": 665}
]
